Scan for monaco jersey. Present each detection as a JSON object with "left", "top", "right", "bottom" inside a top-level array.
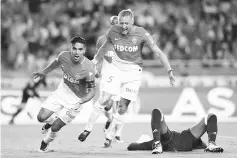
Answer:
[
  {"left": 96, "top": 34, "right": 106, "bottom": 51},
  {"left": 56, "top": 51, "right": 95, "bottom": 104},
  {"left": 106, "top": 25, "right": 155, "bottom": 68}
]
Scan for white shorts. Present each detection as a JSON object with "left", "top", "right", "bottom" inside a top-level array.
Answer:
[
  {"left": 100, "top": 60, "right": 120, "bottom": 96},
  {"left": 100, "top": 61, "right": 142, "bottom": 101},
  {"left": 120, "top": 69, "right": 142, "bottom": 101},
  {"left": 41, "top": 91, "right": 83, "bottom": 124},
  {"left": 111, "top": 95, "right": 120, "bottom": 101}
]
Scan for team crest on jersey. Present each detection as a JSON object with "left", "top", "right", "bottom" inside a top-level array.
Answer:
[{"left": 132, "top": 37, "right": 137, "bottom": 44}]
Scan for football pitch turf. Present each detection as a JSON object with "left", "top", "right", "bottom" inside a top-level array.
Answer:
[{"left": 2, "top": 123, "right": 237, "bottom": 158}]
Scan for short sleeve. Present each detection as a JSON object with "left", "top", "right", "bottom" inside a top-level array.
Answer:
[
  {"left": 86, "top": 62, "right": 96, "bottom": 88},
  {"left": 142, "top": 28, "right": 155, "bottom": 46},
  {"left": 86, "top": 62, "right": 96, "bottom": 82},
  {"left": 56, "top": 51, "right": 65, "bottom": 63},
  {"left": 96, "top": 35, "right": 105, "bottom": 51},
  {"left": 105, "top": 26, "right": 116, "bottom": 43}
]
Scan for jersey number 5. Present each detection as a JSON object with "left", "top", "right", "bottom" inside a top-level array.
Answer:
[{"left": 107, "top": 76, "right": 114, "bottom": 83}]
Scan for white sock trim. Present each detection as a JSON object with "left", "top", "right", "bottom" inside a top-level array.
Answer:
[
  {"left": 84, "top": 106, "right": 104, "bottom": 131},
  {"left": 44, "top": 114, "right": 57, "bottom": 125},
  {"left": 43, "top": 129, "right": 57, "bottom": 144},
  {"left": 204, "top": 114, "right": 209, "bottom": 125}
]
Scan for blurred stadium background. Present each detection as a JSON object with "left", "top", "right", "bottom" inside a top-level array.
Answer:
[
  {"left": 1, "top": 0, "right": 237, "bottom": 157},
  {"left": 1, "top": 0, "right": 237, "bottom": 124}
]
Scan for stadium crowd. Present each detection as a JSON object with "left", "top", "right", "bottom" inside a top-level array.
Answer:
[{"left": 1, "top": 0, "right": 237, "bottom": 72}]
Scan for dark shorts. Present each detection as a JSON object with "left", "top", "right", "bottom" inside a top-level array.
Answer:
[
  {"left": 127, "top": 129, "right": 202, "bottom": 152},
  {"left": 162, "top": 129, "right": 200, "bottom": 151}
]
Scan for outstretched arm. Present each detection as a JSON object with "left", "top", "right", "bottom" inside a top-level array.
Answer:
[
  {"left": 92, "top": 39, "right": 112, "bottom": 65},
  {"left": 32, "top": 58, "right": 60, "bottom": 80},
  {"left": 144, "top": 33, "right": 175, "bottom": 86},
  {"left": 96, "top": 35, "right": 105, "bottom": 52},
  {"left": 41, "top": 58, "right": 60, "bottom": 75}
]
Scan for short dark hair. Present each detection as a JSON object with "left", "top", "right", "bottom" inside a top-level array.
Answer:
[
  {"left": 110, "top": 16, "right": 118, "bottom": 25},
  {"left": 70, "top": 36, "right": 86, "bottom": 46}
]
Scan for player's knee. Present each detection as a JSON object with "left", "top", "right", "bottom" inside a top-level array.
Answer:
[
  {"left": 127, "top": 142, "right": 150, "bottom": 151},
  {"left": 37, "top": 114, "right": 47, "bottom": 123},
  {"left": 98, "top": 98, "right": 106, "bottom": 105},
  {"left": 99, "top": 92, "right": 112, "bottom": 105},
  {"left": 207, "top": 113, "right": 217, "bottom": 123},
  {"left": 127, "top": 143, "right": 136, "bottom": 151},
  {"left": 152, "top": 108, "right": 161, "bottom": 115},
  {"left": 152, "top": 108, "right": 163, "bottom": 120},
  {"left": 107, "top": 115, "right": 113, "bottom": 122},
  {"left": 207, "top": 113, "right": 216, "bottom": 119},
  {"left": 37, "top": 108, "right": 54, "bottom": 123},
  {"left": 206, "top": 113, "right": 218, "bottom": 133},
  {"left": 98, "top": 97, "right": 109, "bottom": 106},
  {"left": 104, "top": 99, "right": 113, "bottom": 111},
  {"left": 151, "top": 109, "right": 164, "bottom": 121},
  {"left": 118, "top": 105, "right": 127, "bottom": 115},
  {"left": 94, "top": 101, "right": 105, "bottom": 112}
]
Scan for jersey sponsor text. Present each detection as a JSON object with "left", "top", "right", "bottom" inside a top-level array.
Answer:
[{"left": 114, "top": 44, "right": 138, "bottom": 52}]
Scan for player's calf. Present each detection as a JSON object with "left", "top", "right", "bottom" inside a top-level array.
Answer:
[
  {"left": 104, "top": 101, "right": 113, "bottom": 111},
  {"left": 104, "top": 120, "right": 111, "bottom": 135},
  {"left": 204, "top": 114, "right": 223, "bottom": 153},
  {"left": 104, "top": 120, "right": 111, "bottom": 130},
  {"left": 206, "top": 114, "right": 217, "bottom": 142},
  {"left": 151, "top": 109, "right": 163, "bottom": 143}
]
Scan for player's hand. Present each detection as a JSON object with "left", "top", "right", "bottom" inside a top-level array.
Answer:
[
  {"left": 95, "top": 73, "right": 101, "bottom": 78},
  {"left": 94, "top": 64, "right": 101, "bottom": 78},
  {"left": 168, "top": 71, "right": 175, "bottom": 86},
  {"left": 95, "top": 69, "right": 101, "bottom": 78},
  {"left": 32, "top": 71, "right": 46, "bottom": 82}
]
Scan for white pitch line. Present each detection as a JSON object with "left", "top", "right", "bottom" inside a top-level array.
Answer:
[{"left": 218, "top": 135, "right": 237, "bottom": 140}]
